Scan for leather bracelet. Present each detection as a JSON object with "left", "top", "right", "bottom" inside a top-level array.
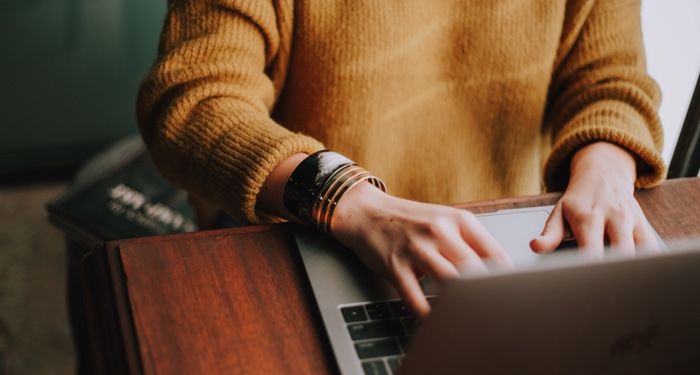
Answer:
[
  {"left": 283, "top": 150, "right": 386, "bottom": 232},
  {"left": 283, "top": 150, "right": 354, "bottom": 225}
]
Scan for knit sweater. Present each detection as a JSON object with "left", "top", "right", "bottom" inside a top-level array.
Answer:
[{"left": 137, "top": 0, "right": 665, "bottom": 224}]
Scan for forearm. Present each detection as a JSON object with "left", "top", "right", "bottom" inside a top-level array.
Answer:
[
  {"left": 256, "top": 153, "right": 308, "bottom": 220},
  {"left": 543, "top": 0, "right": 664, "bottom": 191},
  {"left": 137, "top": 1, "right": 324, "bottom": 224}
]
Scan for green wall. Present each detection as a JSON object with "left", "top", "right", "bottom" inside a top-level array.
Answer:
[{"left": 0, "top": 0, "right": 166, "bottom": 177}]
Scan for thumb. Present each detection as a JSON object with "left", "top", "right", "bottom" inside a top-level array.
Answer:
[{"left": 530, "top": 203, "right": 565, "bottom": 253}]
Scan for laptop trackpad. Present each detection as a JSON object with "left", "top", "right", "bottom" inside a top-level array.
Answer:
[{"left": 476, "top": 206, "right": 553, "bottom": 268}]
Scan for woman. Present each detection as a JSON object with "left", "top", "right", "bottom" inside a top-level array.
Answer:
[{"left": 137, "top": 0, "right": 665, "bottom": 316}]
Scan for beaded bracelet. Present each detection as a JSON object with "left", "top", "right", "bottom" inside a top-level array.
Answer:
[{"left": 283, "top": 150, "right": 386, "bottom": 233}]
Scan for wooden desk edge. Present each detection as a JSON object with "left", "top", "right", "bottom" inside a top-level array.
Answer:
[{"left": 82, "top": 244, "right": 143, "bottom": 375}]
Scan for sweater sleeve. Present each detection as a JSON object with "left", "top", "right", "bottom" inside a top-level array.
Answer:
[
  {"left": 543, "top": 0, "right": 666, "bottom": 191},
  {"left": 136, "top": 0, "right": 324, "bottom": 224}
]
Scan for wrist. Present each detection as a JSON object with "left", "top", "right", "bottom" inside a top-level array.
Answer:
[
  {"left": 330, "top": 181, "right": 388, "bottom": 235},
  {"left": 279, "top": 150, "right": 386, "bottom": 232},
  {"left": 257, "top": 153, "right": 309, "bottom": 220},
  {"left": 570, "top": 142, "right": 637, "bottom": 185}
]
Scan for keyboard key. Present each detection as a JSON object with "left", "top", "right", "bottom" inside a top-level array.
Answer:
[
  {"left": 347, "top": 319, "right": 405, "bottom": 340},
  {"left": 402, "top": 317, "right": 420, "bottom": 335},
  {"left": 341, "top": 305, "right": 368, "bottom": 323},
  {"left": 362, "top": 360, "right": 389, "bottom": 375},
  {"left": 389, "top": 301, "right": 411, "bottom": 317},
  {"left": 355, "top": 339, "right": 401, "bottom": 359},
  {"left": 387, "top": 357, "right": 403, "bottom": 374},
  {"left": 365, "top": 302, "right": 391, "bottom": 320}
]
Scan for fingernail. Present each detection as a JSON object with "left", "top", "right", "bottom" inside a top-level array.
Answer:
[{"left": 530, "top": 240, "right": 540, "bottom": 253}]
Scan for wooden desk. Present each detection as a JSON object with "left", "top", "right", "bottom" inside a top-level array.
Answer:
[{"left": 83, "top": 178, "right": 700, "bottom": 375}]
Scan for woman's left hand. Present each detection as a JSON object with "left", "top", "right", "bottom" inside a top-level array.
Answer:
[{"left": 530, "top": 141, "right": 659, "bottom": 256}]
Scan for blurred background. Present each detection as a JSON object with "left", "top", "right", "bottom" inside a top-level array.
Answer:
[
  {"left": 642, "top": 0, "right": 700, "bottom": 163},
  {"left": 0, "top": 0, "right": 165, "bottom": 180},
  {"left": 0, "top": 1, "right": 698, "bottom": 374},
  {"left": 0, "top": 1, "right": 166, "bottom": 374}
]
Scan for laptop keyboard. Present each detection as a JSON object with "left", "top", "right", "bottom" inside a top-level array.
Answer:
[{"left": 340, "top": 297, "right": 435, "bottom": 375}]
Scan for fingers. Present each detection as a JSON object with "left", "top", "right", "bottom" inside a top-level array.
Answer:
[
  {"left": 410, "top": 243, "right": 461, "bottom": 280},
  {"left": 605, "top": 216, "right": 635, "bottom": 255},
  {"left": 399, "top": 225, "right": 487, "bottom": 316},
  {"left": 392, "top": 263, "right": 430, "bottom": 318},
  {"left": 630, "top": 202, "right": 660, "bottom": 252},
  {"left": 456, "top": 214, "right": 513, "bottom": 269},
  {"left": 437, "top": 235, "right": 490, "bottom": 275},
  {"left": 531, "top": 203, "right": 565, "bottom": 254},
  {"left": 634, "top": 221, "right": 660, "bottom": 253},
  {"left": 568, "top": 207, "right": 605, "bottom": 257},
  {"left": 561, "top": 199, "right": 652, "bottom": 256}
]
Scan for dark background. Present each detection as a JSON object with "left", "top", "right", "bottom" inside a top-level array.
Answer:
[
  {"left": 0, "top": 0, "right": 165, "bottom": 180},
  {"left": 0, "top": 1, "right": 165, "bottom": 374}
]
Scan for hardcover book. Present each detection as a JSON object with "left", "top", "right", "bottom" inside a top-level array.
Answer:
[{"left": 47, "top": 136, "right": 197, "bottom": 249}]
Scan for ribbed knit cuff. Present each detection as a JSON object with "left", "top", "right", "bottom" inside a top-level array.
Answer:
[
  {"left": 210, "top": 128, "right": 324, "bottom": 224},
  {"left": 152, "top": 93, "right": 325, "bottom": 225},
  {"left": 544, "top": 101, "right": 666, "bottom": 192}
]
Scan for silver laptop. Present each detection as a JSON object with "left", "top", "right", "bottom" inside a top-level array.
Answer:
[
  {"left": 295, "top": 206, "right": 696, "bottom": 374},
  {"left": 401, "top": 241, "right": 700, "bottom": 375}
]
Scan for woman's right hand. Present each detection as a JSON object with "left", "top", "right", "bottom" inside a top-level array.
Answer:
[
  {"left": 330, "top": 182, "right": 513, "bottom": 317},
  {"left": 256, "top": 153, "right": 512, "bottom": 317}
]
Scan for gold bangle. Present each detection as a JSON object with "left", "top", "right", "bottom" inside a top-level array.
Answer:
[
  {"left": 313, "top": 165, "right": 364, "bottom": 229},
  {"left": 320, "top": 170, "right": 372, "bottom": 233},
  {"left": 313, "top": 166, "right": 385, "bottom": 234},
  {"left": 287, "top": 151, "right": 386, "bottom": 233}
]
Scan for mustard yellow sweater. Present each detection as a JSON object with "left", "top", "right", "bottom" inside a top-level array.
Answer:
[{"left": 137, "top": 0, "right": 665, "bottom": 224}]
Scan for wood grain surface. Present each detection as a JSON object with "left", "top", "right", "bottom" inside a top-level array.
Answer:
[
  {"left": 94, "top": 178, "right": 700, "bottom": 374},
  {"left": 115, "top": 226, "right": 336, "bottom": 375}
]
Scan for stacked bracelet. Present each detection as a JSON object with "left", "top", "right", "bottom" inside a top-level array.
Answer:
[
  {"left": 283, "top": 150, "right": 386, "bottom": 233},
  {"left": 313, "top": 164, "right": 385, "bottom": 233}
]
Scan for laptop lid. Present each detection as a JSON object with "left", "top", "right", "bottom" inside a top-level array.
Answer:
[{"left": 401, "top": 241, "right": 700, "bottom": 375}]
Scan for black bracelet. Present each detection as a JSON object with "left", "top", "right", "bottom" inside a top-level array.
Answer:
[{"left": 283, "top": 150, "right": 354, "bottom": 225}]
